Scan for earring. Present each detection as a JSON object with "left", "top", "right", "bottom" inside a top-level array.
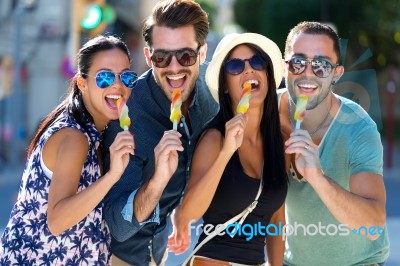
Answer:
[{"left": 331, "top": 80, "right": 336, "bottom": 85}]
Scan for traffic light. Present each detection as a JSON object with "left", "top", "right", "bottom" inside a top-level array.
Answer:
[
  {"left": 80, "top": 3, "right": 116, "bottom": 30},
  {"left": 70, "top": 0, "right": 116, "bottom": 68},
  {"left": 80, "top": 4, "right": 102, "bottom": 29}
]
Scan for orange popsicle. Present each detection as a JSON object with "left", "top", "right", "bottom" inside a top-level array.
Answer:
[
  {"left": 236, "top": 82, "right": 252, "bottom": 114},
  {"left": 170, "top": 89, "right": 182, "bottom": 130},
  {"left": 116, "top": 97, "right": 131, "bottom": 131}
]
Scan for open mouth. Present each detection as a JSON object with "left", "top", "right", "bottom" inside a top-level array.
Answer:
[
  {"left": 105, "top": 94, "right": 122, "bottom": 110},
  {"left": 245, "top": 79, "right": 259, "bottom": 92},
  {"left": 297, "top": 83, "right": 318, "bottom": 94},
  {"left": 167, "top": 73, "right": 186, "bottom": 89}
]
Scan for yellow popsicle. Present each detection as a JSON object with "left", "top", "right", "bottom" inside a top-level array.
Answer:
[
  {"left": 294, "top": 94, "right": 308, "bottom": 129},
  {"left": 116, "top": 97, "right": 131, "bottom": 131},
  {"left": 236, "top": 82, "right": 252, "bottom": 114}
]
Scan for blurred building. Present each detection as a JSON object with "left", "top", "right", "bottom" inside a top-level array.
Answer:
[{"left": 0, "top": 0, "right": 157, "bottom": 166}]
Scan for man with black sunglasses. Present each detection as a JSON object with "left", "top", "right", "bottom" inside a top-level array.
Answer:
[
  {"left": 279, "top": 21, "right": 389, "bottom": 266},
  {"left": 101, "top": 0, "right": 218, "bottom": 265}
]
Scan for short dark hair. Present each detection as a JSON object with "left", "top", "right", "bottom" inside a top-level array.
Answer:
[
  {"left": 285, "top": 21, "right": 341, "bottom": 64},
  {"left": 142, "top": 0, "right": 209, "bottom": 48}
]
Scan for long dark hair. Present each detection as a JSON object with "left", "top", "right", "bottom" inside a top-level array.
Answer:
[
  {"left": 27, "top": 35, "right": 131, "bottom": 156},
  {"left": 215, "top": 44, "right": 287, "bottom": 187}
]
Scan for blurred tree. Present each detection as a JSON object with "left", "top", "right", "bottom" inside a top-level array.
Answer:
[
  {"left": 233, "top": 0, "right": 400, "bottom": 70},
  {"left": 196, "top": 0, "right": 217, "bottom": 28}
]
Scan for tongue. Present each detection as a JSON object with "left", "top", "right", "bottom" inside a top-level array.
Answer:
[
  {"left": 168, "top": 77, "right": 185, "bottom": 88},
  {"left": 106, "top": 98, "right": 117, "bottom": 109},
  {"left": 299, "top": 86, "right": 316, "bottom": 93}
]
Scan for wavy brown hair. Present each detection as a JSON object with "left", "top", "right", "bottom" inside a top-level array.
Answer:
[{"left": 142, "top": 0, "right": 209, "bottom": 48}]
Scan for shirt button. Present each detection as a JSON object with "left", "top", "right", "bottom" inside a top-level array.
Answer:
[{"left": 187, "top": 166, "right": 190, "bottom": 171}]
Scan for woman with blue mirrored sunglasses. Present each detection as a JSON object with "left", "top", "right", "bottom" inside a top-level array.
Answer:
[{"left": 0, "top": 35, "right": 135, "bottom": 265}]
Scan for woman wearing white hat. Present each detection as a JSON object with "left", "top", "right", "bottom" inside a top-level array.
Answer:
[{"left": 169, "top": 33, "right": 288, "bottom": 266}]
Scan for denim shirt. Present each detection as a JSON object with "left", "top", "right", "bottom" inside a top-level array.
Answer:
[{"left": 102, "top": 65, "right": 218, "bottom": 265}]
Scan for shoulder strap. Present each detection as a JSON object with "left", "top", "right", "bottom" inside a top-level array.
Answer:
[{"left": 182, "top": 175, "right": 263, "bottom": 266}]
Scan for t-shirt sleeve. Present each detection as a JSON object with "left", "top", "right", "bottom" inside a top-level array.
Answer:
[{"left": 349, "top": 124, "right": 383, "bottom": 176}]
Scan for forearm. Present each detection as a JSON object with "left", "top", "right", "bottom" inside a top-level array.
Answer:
[
  {"left": 47, "top": 172, "right": 118, "bottom": 236},
  {"left": 180, "top": 149, "right": 232, "bottom": 222},
  {"left": 134, "top": 175, "right": 167, "bottom": 223},
  {"left": 266, "top": 203, "right": 285, "bottom": 266},
  {"left": 266, "top": 235, "right": 285, "bottom": 266},
  {"left": 308, "top": 171, "right": 386, "bottom": 233}
]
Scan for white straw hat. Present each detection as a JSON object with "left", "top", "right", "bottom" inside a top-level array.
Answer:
[{"left": 205, "top": 32, "right": 284, "bottom": 101}]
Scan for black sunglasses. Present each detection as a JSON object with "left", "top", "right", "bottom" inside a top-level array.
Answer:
[
  {"left": 150, "top": 47, "right": 200, "bottom": 68},
  {"left": 224, "top": 55, "right": 267, "bottom": 75},
  {"left": 84, "top": 70, "right": 138, "bottom": 89},
  {"left": 286, "top": 57, "right": 338, "bottom": 78}
]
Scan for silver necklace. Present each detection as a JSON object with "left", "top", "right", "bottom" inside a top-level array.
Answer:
[{"left": 288, "top": 97, "right": 333, "bottom": 136}]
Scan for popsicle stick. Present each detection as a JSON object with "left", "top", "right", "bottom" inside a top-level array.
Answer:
[{"left": 295, "top": 120, "right": 301, "bottom": 130}]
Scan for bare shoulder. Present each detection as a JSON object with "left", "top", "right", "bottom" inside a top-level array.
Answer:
[
  {"left": 43, "top": 127, "right": 89, "bottom": 171},
  {"left": 48, "top": 127, "right": 88, "bottom": 150},
  {"left": 197, "top": 128, "right": 223, "bottom": 150}
]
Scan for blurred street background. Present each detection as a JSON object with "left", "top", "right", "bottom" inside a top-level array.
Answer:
[{"left": 0, "top": 0, "right": 399, "bottom": 265}]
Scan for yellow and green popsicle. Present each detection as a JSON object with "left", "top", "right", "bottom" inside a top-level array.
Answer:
[
  {"left": 294, "top": 94, "right": 308, "bottom": 129},
  {"left": 236, "top": 82, "right": 252, "bottom": 114},
  {"left": 116, "top": 97, "right": 131, "bottom": 131},
  {"left": 170, "top": 89, "right": 182, "bottom": 130}
]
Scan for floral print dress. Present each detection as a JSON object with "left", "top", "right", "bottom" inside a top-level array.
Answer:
[{"left": 0, "top": 112, "right": 111, "bottom": 265}]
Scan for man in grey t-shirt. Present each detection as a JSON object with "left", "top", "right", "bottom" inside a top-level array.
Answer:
[{"left": 280, "top": 21, "right": 389, "bottom": 266}]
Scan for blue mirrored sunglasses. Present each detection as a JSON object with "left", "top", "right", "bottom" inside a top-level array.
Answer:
[{"left": 89, "top": 71, "right": 138, "bottom": 89}]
